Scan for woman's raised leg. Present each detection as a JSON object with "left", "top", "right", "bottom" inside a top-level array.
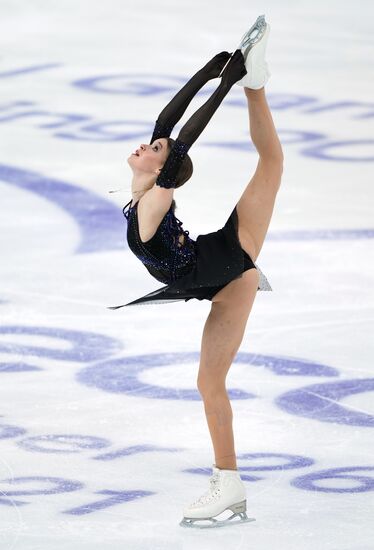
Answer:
[
  {"left": 195, "top": 86, "right": 281, "bottom": 470},
  {"left": 236, "top": 86, "right": 284, "bottom": 262}
]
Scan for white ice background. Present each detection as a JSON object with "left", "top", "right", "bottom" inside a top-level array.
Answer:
[{"left": 0, "top": 0, "right": 374, "bottom": 548}]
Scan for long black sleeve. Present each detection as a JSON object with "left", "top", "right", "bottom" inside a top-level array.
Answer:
[
  {"left": 155, "top": 79, "right": 234, "bottom": 188},
  {"left": 149, "top": 68, "right": 211, "bottom": 144}
]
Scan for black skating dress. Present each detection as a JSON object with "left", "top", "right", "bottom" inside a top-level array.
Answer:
[{"left": 108, "top": 52, "right": 272, "bottom": 308}]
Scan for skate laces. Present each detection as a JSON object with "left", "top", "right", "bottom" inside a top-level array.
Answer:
[
  {"left": 209, "top": 471, "right": 220, "bottom": 491},
  {"left": 190, "top": 472, "right": 221, "bottom": 507}
]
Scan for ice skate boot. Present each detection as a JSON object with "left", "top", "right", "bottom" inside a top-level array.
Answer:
[
  {"left": 236, "top": 14, "right": 271, "bottom": 89},
  {"left": 179, "top": 464, "right": 256, "bottom": 529}
]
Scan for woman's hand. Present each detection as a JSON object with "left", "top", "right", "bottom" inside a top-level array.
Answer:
[
  {"left": 220, "top": 49, "right": 247, "bottom": 87},
  {"left": 200, "top": 51, "right": 232, "bottom": 80}
]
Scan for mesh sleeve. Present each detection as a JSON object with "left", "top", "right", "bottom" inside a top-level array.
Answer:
[
  {"left": 156, "top": 80, "right": 233, "bottom": 188},
  {"left": 154, "top": 139, "right": 191, "bottom": 188},
  {"left": 149, "top": 68, "right": 209, "bottom": 145},
  {"left": 149, "top": 119, "right": 174, "bottom": 144}
]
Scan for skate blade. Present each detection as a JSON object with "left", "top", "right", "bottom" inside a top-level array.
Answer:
[
  {"left": 218, "top": 14, "right": 267, "bottom": 79},
  {"left": 237, "top": 14, "right": 267, "bottom": 55},
  {"left": 179, "top": 511, "right": 256, "bottom": 529}
]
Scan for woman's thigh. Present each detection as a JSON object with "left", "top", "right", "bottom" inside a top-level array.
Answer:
[
  {"left": 211, "top": 267, "right": 259, "bottom": 305},
  {"left": 236, "top": 158, "right": 283, "bottom": 262},
  {"left": 197, "top": 268, "right": 259, "bottom": 387}
]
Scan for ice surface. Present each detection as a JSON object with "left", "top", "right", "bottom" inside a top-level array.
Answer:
[{"left": 1, "top": 0, "right": 374, "bottom": 548}]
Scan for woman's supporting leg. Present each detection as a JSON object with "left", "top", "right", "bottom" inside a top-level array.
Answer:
[
  {"left": 197, "top": 268, "right": 259, "bottom": 470},
  {"left": 236, "top": 86, "right": 284, "bottom": 262},
  {"left": 196, "top": 87, "right": 281, "bottom": 471}
]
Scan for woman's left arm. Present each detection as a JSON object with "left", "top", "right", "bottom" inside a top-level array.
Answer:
[
  {"left": 154, "top": 49, "right": 246, "bottom": 189},
  {"left": 149, "top": 51, "right": 232, "bottom": 143}
]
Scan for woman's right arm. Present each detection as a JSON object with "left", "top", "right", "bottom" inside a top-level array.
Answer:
[
  {"left": 149, "top": 52, "right": 232, "bottom": 144},
  {"left": 155, "top": 50, "right": 247, "bottom": 189}
]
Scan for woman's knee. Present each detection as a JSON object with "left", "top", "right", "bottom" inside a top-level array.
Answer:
[{"left": 196, "top": 378, "right": 227, "bottom": 400}]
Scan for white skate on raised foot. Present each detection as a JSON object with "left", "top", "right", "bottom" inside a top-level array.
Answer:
[
  {"left": 179, "top": 465, "right": 256, "bottom": 529},
  {"left": 236, "top": 14, "right": 271, "bottom": 90}
]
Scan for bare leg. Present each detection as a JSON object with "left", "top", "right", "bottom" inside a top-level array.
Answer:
[
  {"left": 245, "top": 86, "right": 283, "bottom": 161},
  {"left": 236, "top": 86, "right": 284, "bottom": 262},
  {"left": 196, "top": 87, "right": 281, "bottom": 471},
  {"left": 197, "top": 268, "right": 259, "bottom": 470}
]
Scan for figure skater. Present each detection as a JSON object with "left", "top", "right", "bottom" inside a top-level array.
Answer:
[{"left": 110, "top": 15, "right": 283, "bottom": 528}]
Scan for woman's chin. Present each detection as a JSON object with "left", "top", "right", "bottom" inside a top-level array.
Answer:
[{"left": 127, "top": 156, "right": 135, "bottom": 168}]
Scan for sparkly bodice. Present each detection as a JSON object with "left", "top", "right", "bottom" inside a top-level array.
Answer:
[{"left": 123, "top": 199, "right": 197, "bottom": 284}]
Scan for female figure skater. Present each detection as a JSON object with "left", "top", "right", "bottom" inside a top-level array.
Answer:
[{"left": 110, "top": 15, "right": 283, "bottom": 528}]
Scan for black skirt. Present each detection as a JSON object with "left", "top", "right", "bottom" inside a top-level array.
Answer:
[{"left": 108, "top": 205, "right": 272, "bottom": 309}]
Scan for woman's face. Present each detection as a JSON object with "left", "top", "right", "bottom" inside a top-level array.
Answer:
[{"left": 127, "top": 137, "right": 169, "bottom": 175}]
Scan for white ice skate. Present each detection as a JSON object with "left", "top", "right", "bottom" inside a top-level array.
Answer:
[
  {"left": 236, "top": 14, "right": 271, "bottom": 89},
  {"left": 179, "top": 465, "right": 256, "bottom": 529}
]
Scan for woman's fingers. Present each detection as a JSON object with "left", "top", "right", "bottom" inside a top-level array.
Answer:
[
  {"left": 220, "top": 48, "right": 246, "bottom": 85},
  {"left": 218, "top": 51, "right": 232, "bottom": 59}
]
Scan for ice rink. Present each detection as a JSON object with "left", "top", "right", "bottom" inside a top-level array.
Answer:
[{"left": 1, "top": 0, "right": 374, "bottom": 548}]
